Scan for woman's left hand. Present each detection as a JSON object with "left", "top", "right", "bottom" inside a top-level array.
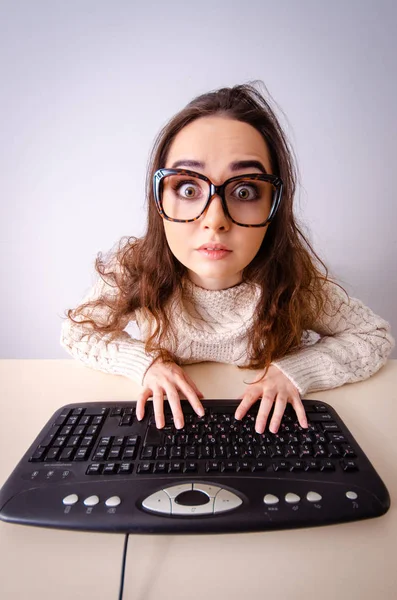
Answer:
[{"left": 235, "top": 365, "right": 308, "bottom": 434}]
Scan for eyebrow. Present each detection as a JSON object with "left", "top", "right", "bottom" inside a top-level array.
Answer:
[{"left": 170, "top": 159, "right": 268, "bottom": 174}]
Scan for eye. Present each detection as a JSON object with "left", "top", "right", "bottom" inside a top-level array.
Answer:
[
  {"left": 173, "top": 180, "right": 202, "bottom": 200},
  {"left": 232, "top": 183, "right": 259, "bottom": 201}
]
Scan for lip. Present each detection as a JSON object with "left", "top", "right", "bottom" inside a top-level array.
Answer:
[
  {"left": 197, "top": 243, "right": 232, "bottom": 260},
  {"left": 197, "top": 243, "right": 231, "bottom": 251}
]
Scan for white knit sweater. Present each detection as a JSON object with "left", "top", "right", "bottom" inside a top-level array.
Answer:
[{"left": 60, "top": 275, "right": 394, "bottom": 395}]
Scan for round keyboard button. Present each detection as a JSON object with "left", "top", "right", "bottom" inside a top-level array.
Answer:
[
  {"left": 306, "top": 491, "right": 322, "bottom": 503},
  {"left": 192, "top": 483, "right": 221, "bottom": 498},
  {"left": 346, "top": 491, "right": 358, "bottom": 500},
  {"left": 163, "top": 483, "right": 193, "bottom": 499},
  {"left": 62, "top": 493, "right": 78, "bottom": 506},
  {"left": 105, "top": 496, "right": 121, "bottom": 507},
  {"left": 285, "top": 493, "right": 301, "bottom": 504},
  {"left": 142, "top": 490, "right": 172, "bottom": 515},
  {"left": 83, "top": 495, "right": 100, "bottom": 507},
  {"left": 214, "top": 489, "right": 243, "bottom": 513},
  {"left": 264, "top": 494, "right": 279, "bottom": 506}
]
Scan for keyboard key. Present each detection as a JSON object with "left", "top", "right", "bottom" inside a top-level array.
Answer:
[
  {"left": 126, "top": 435, "right": 139, "bottom": 446},
  {"left": 252, "top": 461, "right": 267, "bottom": 471},
  {"left": 122, "top": 447, "right": 137, "bottom": 460},
  {"left": 53, "top": 436, "right": 67, "bottom": 447},
  {"left": 341, "top": 460, "right": 358, "bottom": 472},
  {"left": 113, "top": 437, "right": 124, "bottom": 446},
  {"left": 340, "top": 444, "right": 356, "bottom": 458},
  {"left": 321, "top": 460, "right": 335, "bottom": 471},
  {"left": 206, "top": 461, "right": 220, "bottom": 472},
  {"left": 309, "top": 413, "right": 333, "bottom": 422},
  {"left": 84, "top": 407, "right": 107, "bottom": 416},
  {"left": 238, "top": 461, "right": 251, "bottom": 471},
  {"left": 184, "top": 462, "right": 198, "bottom": 473},
  {"left": 156, "top": 446, "right": 169, "bottom": 459},
  {"left": 272, "top": 461, "right": 290, "bottom": 472},
  {"left": 30, "top": 447, "right": 46, "bottom": 462},
  {"left": 108, "top": 448, "right": 122, "bottom": 460},
  {"left": 305, "top": 460, "right": 321, "bottom": 471},
  {"left": 45, "top": 448, "right": 59, "bottom": 461},
  {"left": 141, "top": 446, "right": 155, "bottom": 459},
  {"left": 55, "top": 410, "right": 70, "bottom": 426},
  {"left": 222, "top": 461, "right": 238, "bottom": 472},
  {"left": 74, "top": 448, "right": 90, "bottom": 461},
  {"left": 322, "top": 423, "right": 340, "bottom": 432},
  {"left": 39, "top": 429, "right": 60, "bottom": 448},
  {"left": 118, "top": 462, "right": 134, "bottom": 474},
  {"left": 103, "top": 463, "right": 118, "bottom": 475},
  {"left": 137, "top": 462, "right": 153, "bottom": 474},
  {"left": 290, "top": 460, "right": 305, "bottom": 471},
  {"left": 93, "top": 448, "right": 107, "bottom": 461},
  {"left": 86, "top": 463, "right": 102, "bottom": 475},
  {"left": 169, "top": 462, "right": 183, "bottom": 473},
  {"left": 99, "top": 437, "right": 112, "bottom": 446},
  {"left": 184, "top": 446, "right": 198, "bottom": 459},
  {"left": 154, "top": 462, "right": 168, "bottom": 473},
  {"left": 60, "top": 448, "right": 74, "bottom": 461}
]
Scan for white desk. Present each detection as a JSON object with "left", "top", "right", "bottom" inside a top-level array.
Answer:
[{"left": 1, "top": 360, "right": 396, "bottom": 599}]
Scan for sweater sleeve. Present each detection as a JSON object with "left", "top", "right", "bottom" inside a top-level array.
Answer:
[
  {"left": 60, "top": 272, "right": 155, "bottom": 385},
  {"left": 272, "top": 281, "right": 395, "bottom": 396}
]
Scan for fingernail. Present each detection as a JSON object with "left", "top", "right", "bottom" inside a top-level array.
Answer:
[
  {"left": 197, "top": 407, "right": 205, "bottom": 417},
  {"left": 176, "top": 419, "right": 184, "bottom": 429}
]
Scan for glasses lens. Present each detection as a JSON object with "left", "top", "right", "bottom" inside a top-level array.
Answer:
[
  {"left": 161, "top": 174, "right": 209, "bottom": 220},
  {"left": 225, "top": 178, "right": 275, "bottom": 225}
]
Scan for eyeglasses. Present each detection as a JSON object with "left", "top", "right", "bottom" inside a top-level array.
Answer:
[{"left": 153, "top": 168, "right": 283, "bottom": 227}]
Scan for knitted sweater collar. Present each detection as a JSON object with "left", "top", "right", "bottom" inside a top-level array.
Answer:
[{"left": 181, "top": 277, "right": 259, "bottom": 315}]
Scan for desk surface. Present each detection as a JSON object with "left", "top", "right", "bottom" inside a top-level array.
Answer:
[{"left": 0, "top": 359, "right": 396, "bottom": 600}]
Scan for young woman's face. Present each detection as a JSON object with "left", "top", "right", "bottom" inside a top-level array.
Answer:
[{"left": 163, "top": 116, "right": 273, "bottom": 290}]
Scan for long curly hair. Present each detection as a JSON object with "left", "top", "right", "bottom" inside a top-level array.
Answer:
[{"left": 66, "top": 82, "right": 345, "bottom": 371}]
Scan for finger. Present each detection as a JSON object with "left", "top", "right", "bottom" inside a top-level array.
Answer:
[
  {"left": 291, "top": 395, "right": 308, "bottom": 429},
  {"left": 164, "top": 386, "right": 184, "bottom": 429},
  {"left": 234, "top": 391, "right": 260, "bottom": 420},
  {"left": 176, "top": 377, "right": 205, "bottom": 417},
  {"left": 269, "top": 395, "right": 288, "bottom": 433},
  {"left": 152, "top": 388, "right": 166, "bottom": 429},
  {"left": 255, "top": 396, "right": 275, "bottom": 434},
  {"left": 136, "top": 388, "right": 152, "bottom": 420}
]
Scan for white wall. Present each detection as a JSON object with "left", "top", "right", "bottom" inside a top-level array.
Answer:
[{"left": 1, "top": 0, "right": 396, "bottom": 358}]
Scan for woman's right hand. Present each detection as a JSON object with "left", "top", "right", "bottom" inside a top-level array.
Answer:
[{"left": 136, "top": 361, "right": 205, "bottom": 429}]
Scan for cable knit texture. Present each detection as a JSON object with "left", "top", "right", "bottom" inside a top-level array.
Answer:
[{"left": 60, "top": 274, "right": 395, "bottom": 395}]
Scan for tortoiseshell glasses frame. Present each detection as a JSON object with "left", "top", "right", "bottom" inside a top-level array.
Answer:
[{"left": 153, "top": 168, "right": 283, "bottom": 227}]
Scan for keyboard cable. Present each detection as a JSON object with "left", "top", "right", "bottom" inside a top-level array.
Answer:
[{"left": 118, "top": 533, "right": 129, "bottom": 600}]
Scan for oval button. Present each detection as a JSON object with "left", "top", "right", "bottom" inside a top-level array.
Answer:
[
  {"left": 84, "top": 495, "right": 100, "bottom": 507},
  {"left": 214, "top": 489, "right": 243, "bottom": 513},
  {"left": 264, "top": 494, "right": 279, "bottom": 506},
  {"left": 62, "top": 493, "right": 78, "bottom": 506},
  {"left": 163, "top": 483, "right": 192, "bottom": 499},
  {"left": 105, "top": 496, "right": 121, "bottom": 507},
  {"left": 306, "top": 491, "right": 322, "bottom": 503},
  {"left": 285, "top": 493, "right": 301, "bottom": 504},
  {"left": 142, "top": 490, "right": 172, "bottom": 514},
  {"left": 346, "top": 491, "right": 358, "bottom": 500}
]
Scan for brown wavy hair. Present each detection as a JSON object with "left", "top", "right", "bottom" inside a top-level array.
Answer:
[{"left": 66, "top": 81, "right": 346, "bottom": 372}]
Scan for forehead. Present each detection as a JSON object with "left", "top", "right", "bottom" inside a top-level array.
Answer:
[{"left": 166, "top": 116, "right": 272, "bottom": 172}]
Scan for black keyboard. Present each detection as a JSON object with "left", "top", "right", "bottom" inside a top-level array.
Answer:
[{"left": 0, "top": 399, "right": 390, "bottom": 534}]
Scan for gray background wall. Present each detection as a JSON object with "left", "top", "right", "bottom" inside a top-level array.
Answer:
[{"left": 1, "top": 0, "right": 396, "bottom": 359}]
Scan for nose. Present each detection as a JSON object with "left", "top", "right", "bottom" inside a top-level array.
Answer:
[{"left": 201, "top": 194, "right": 230, "bottom": 231}]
